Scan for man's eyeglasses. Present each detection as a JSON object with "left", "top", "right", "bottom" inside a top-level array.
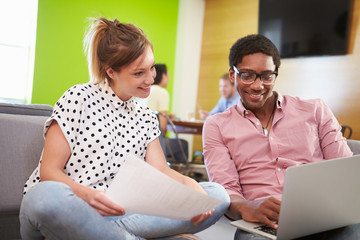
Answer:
[{"left": 233, "top": 65, "right": 278, "bottom": 85}]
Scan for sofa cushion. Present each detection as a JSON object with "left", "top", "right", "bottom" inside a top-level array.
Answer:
[
  {"left": 0, "top": 113, "right": 48, "bottom": 212},
  {"left": 347, "top": 139, "right": 360, "bottom": 155},
  {"left": 0, "top": 102, "right": 53, "bottom": 116}
]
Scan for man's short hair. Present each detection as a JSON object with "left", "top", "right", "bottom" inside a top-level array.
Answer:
[{"left": 229, "top": 34, "right": 281, "bottom": 72}]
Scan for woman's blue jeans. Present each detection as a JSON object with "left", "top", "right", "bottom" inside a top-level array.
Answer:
[{"left": 20, "top": 181, "right": 230, "bottom": 240}]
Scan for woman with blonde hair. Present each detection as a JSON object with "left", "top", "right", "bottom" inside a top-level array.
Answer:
[{"left": 19, "top": 17, "right": 229, "bottom": 240}]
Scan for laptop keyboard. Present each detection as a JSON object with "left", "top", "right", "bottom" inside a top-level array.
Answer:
[{"left": 255, "top": 225, "right": 277, "bottom": 236}]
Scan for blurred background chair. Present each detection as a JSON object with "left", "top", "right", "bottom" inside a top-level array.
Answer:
[
  {"left": 341, "top": 125, "right": 352, "bottom": 139},
  {"left": 155, "top": 112, "right": 189, "bottom": 173}
]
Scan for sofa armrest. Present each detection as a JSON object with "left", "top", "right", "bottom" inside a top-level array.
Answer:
[{"left": 347, "top": 139, "right": 360, "bottom": 155}]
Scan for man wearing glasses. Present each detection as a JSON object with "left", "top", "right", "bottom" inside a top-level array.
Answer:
[{"left": 202, "top": 34, "right": 357, "bottom": 239}]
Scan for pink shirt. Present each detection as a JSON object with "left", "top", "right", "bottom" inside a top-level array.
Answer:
[{"left": 203, "top": 92, "right": 352, "bottom": 201}]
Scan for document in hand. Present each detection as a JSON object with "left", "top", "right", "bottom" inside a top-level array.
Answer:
[{"left": 106, "top": 154, "right": 221, "bottom": 220}]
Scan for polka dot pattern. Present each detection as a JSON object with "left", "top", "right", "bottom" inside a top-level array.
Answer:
[{"left": 24, "top": 80, "right": 160, "bottom": 194}]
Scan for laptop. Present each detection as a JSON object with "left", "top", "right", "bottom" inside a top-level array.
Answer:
[{"left": 231, "top": 154, "right": 360, "bottom": 240}]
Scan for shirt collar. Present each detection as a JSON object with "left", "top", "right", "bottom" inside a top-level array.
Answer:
[
  {"left": 276, "top": 91, "right": 284, "bottom": 109},
  {"left": 97, "top": 79, "right": 135, "bottom": 111}
]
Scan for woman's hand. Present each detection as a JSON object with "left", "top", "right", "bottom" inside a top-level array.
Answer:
[
  {"left": 190, "top": 209, "right": 215, "bottom": 226},
  {"left": 84, "top": 188, "right": 126, "bottom": 216}
]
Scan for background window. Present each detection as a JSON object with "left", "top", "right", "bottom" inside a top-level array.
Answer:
[{"left": 0, "top": 0, "right": 38, "bottom": 103}]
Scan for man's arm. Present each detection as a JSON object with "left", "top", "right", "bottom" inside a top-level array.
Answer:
[
  {"left": 203, "top": 116, "right": 242, "bottom": 197},
  {"left": 316, "top": 99, "right": 352, "bottom": 159}
]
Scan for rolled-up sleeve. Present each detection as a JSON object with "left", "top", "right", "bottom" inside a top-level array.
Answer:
[{"left": 316, "top": 99, "right": 353, "bottom": 159}]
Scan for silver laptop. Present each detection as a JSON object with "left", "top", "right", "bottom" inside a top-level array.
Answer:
[{"left": 231, "top": 154, "right": 360, "bottom": 240}]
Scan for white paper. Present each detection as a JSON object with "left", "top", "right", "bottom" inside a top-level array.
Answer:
[{"left": 106, "top": 154, "right": 221, "bottom": 220}]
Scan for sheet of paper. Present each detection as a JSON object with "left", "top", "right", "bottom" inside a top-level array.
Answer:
[{"left": 106, "top": 154, "right": 221, "bottom": 220}]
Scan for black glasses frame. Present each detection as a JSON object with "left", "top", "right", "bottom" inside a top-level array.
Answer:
[{"left": 233, "top": 65, "right": 278, "bottom": 85}]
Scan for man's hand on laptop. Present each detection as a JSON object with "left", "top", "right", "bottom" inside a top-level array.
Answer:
[{"left": 228, "top": 195, "right": 281, "bottom": 229}]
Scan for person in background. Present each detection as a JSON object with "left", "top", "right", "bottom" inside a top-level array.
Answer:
[
  {"left": 138, "top": 63, "right": 173, "bottom": 133},
  {"left": 137, "top": 63, "right": 189, "bottom": 164},
  {"left": 19, "top": 17, "right": 229, "bottom": 240},
  {"left": 199, "top": 73, "right": 240, "bottom": 120},
  {"left": 203, "top": 34, "right": 359, "bottom": 239}
]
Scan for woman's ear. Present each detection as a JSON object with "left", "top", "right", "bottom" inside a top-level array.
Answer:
[{"left": 105, "top": 66, "right": 114, "bottom": 79}]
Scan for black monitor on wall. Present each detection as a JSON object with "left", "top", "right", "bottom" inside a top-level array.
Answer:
[{"left": 258, "top": 0, "right": 351, "bottom": 58}]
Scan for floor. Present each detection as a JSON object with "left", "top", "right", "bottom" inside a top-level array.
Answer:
[{"left": 195, "top": 216, "right": 237, "bottom": 240}]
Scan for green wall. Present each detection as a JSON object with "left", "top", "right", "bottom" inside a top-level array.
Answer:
[{"left": 32, "top": 0, "right": 179, "bottom": 106}]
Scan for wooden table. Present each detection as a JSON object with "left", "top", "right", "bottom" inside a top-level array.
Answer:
[{"left": 168, "top": 120, "right": 204, "bottom": 135}]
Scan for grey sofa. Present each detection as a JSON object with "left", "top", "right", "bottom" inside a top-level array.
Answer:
[
  {"left": 0, "top": 102, "right": 53, "bottom": 240},
  {"left": 346, "top": 139, "right": 360, "bottom": 155}
]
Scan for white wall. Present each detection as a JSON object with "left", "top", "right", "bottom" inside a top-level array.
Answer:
[{"left": 172, "top": 0, "right": 205, "bottom": 159}]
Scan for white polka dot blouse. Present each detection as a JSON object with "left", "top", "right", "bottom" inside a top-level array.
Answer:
[{"left": 24, "top": 79, "right": 161, "bottom": 194}]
